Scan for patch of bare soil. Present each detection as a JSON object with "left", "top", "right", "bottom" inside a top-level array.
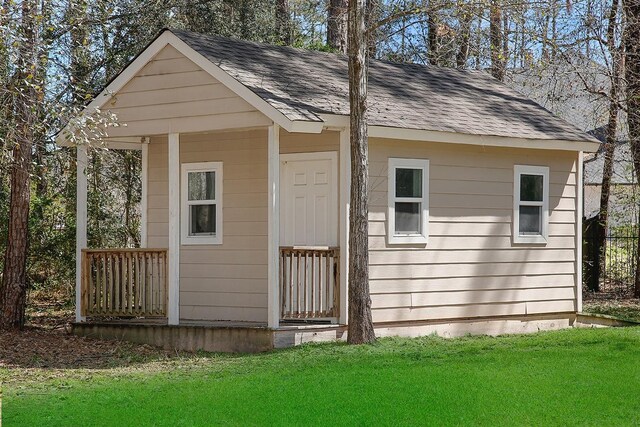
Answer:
[
  {"left": 1, "top": 289, "right": 177, "bottom": 371},
  {"left": 583, "top": 289, "right": 640, "bottom": 322},
  {"left": 0, "top": 327, "right": 173, "bottom": 370}
]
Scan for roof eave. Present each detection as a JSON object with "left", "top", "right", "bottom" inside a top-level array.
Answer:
[{"left": 319, "top": 114, "right": 600, "bottom": 152}]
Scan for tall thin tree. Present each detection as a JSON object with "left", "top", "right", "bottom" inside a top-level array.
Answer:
[
  {"left": 276, "top": 0, "right": 292, "bottom": 45},
  {"left": 328, "top": 0, "right": 349, "bottom": 53},
  {"left": 347, "top": 0, "right": 376, "bottom": 344},
  {"left": 623, "top": 0, "right": 640, "bottom": 297},
  {"left": 0, "top": 0, "right": 40, "bottom": 329},
  {"left": 490, "top": 0, "right": 505, "bottom": 80},
  {"left": 595, "top": 0, "right": 624, "bottom": 292}
]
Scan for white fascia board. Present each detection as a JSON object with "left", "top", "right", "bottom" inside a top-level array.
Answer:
[{"left": 318, "top": 114, "right": 600, "bottom": 152}]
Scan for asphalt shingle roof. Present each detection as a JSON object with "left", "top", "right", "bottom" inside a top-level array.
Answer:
[{"left": 171, "top": 29, "right": 598, "bottom": 143}]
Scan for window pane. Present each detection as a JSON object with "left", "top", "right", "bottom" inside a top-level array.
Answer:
[
  {"left": 395, "top": 202, "right": 420, "bottom": 234},
  {"left": 519, "top": 205, "right": 541, "bottom": 235},
  {"left": 188, "top": 171, "right": 215, "bottom": 201},
  {"left": 190, "top": 204, "right": 216, "bottom": 235},
  {"left": 520, "top": 174, "right": 543, "bottom": 202},
  {"left": 396, "top": 168, "right": 422, "bottom": 198}
]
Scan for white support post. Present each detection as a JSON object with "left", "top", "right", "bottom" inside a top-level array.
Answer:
[
  {"left": 140, "top": 138, "right": 149, "bottom": 248},
  {"left": 75, "top": 145, "right": 88, "bottom": 323},
  {"left": 339, "top": 129, "right": 350, "bottom": 325},
  {"left": 168, "top": 133, "right": 180, "bottom": 325},
  {"left": 576, "top": 151, "right": 584, "bottom": 313},
  {"left": 268, "top": 124, "right": 280, "bottom": 329}
]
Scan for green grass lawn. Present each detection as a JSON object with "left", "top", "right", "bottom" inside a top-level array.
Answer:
[{"left": 4, "top": 327, "right": 640, "bottom": 426}]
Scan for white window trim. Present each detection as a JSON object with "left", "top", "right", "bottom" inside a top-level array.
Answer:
[
  {"left": 513, "top": 165, "right": 549, "bottom": 245},
  {"left": 388, "top": 158, "right": 429, "bottom": 245},
  {"left": 181, "top": 162, "right": 223, "bottom": 245}
]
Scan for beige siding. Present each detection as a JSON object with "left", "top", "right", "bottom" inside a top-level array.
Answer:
[
  {"left": 147, "top": 130, "right": 269, "bottom": 322},
  {"left": 279, "top": 129, "right": 340, "bottom": 153},
  {"left": 105, "top": 45, "right": 270, "bottom": 137},
  {"left": 368, "top": 138, "right": 578, "bottom": 323}
]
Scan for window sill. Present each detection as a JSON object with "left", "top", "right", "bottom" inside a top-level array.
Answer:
[
  {"left": 388, "top": 234, "right": 428, "bottom": 245},
  {"left": 181, "top": 236, "right": 222, "bottom": 246},
  {"left": 512, "top": 235, "right": 548, "bottom": 245}
]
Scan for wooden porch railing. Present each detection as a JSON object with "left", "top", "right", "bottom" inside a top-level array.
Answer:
[
  {"left": 81, "top": 248, "right": 168, "bottom": 317},
  {"left": 280, "top": 246, "right": 339, "bottom": 320}
]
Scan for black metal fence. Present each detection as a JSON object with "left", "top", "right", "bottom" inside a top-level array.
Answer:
[{"left": 584, "top": 217, "right": 638, "bottom": 295}]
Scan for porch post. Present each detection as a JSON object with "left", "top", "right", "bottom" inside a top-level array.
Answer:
[
  {"left": 576, "top": 151, "right": 584, "bottom": 313},
  {"left": 140, "top": 137, "right": 149, "bottom": 248},
  {"left": 339, "top": 129, "right": 350, "bottom": 324},
  {"left": 75, "top": 144, "right": 88, "bottom": 323},
  {"left": 268, "top": 124, "right": 280, "bottom": 328},
  {"left": 168, "top": 133, "right": 180, "bottom": 325}
]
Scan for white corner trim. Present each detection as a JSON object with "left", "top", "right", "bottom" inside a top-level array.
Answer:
[
  {"left": 339, "top": 129, "right": 350, "bottom": 325},
  {"left": 75, "top": 145, "right": 88, "bottom": 323},
  {"left": 576, "top": 152, "right": 584, "bottom": 312},
  {"left": 140, "top": 138, "right": 149, "bottom": 248},
  {"left": 268, "top": 124, "right": 281, "bottom": 328},
  {"left": 168, "top": 133, "right": 180, "bottom": 325},
  {"left": 387, "top": 157, "right": 430, "bottom": 245},
  {"left": 513, "top": 165, "right": 549, "bottom": 245},
  {"left": 180, "top": 161, "right": 223, "bottom": 246}
]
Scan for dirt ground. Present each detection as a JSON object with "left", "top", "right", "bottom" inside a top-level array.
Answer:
[
  {"left": 0, "top": 290, "right": 177, "bottom": 371},
  {"left": 583, "top": 290, "right": 640, "bottom": 322}
]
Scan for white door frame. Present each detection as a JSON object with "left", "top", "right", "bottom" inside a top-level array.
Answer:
[{"left": 280, "top": 151, "right": 339, "bottom": 246}]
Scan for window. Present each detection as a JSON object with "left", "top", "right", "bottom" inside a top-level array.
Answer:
[
  {"left": 513, "top": 165, "right": 549, "bottom": 244},
  {"left": 181, "top": 162, "right": 222, "bottom": 245},
  {"left": 388, "top": 158, "right": 429, "bottom": 244}
]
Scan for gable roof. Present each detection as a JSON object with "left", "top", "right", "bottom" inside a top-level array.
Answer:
[
  {"left": 58, "top": 28, "right": 600, "bottom": 150},
  {"left": 172, "top": 29, "right": 598, "bottom": 145}
]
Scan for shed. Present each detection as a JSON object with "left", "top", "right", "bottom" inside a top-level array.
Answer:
[{"left": 59, "top": 29, "right": 600, "bottom": 351}]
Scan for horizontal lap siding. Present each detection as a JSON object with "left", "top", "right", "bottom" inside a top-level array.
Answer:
[
  {"left": 147, "top": 130, "right": 269, "bottom": 323},
  {"left": 368, "top": 138, "right": 577, "bottom": 323},
  {"left": 280, "top": 129, "right": 340, "bottom": 153},
  {"left": 105, "top": 45, "right": 269, "bottom": 137}
]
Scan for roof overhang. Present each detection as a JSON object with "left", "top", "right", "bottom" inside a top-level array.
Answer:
[
  {"left": 57, "top": 30, "right": 324, "bottom": 147},
  {"left": 319, "top": 114, "right": 600, "bottom": 152},
  {"left": 58, "top": 28, "right": 599, "bottom": 153}
]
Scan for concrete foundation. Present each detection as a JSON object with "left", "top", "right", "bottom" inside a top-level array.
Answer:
[{"left": 69, "top": 312, "right": 613, "bottom": 353}]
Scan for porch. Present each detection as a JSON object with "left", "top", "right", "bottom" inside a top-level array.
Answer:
[{"left": 74, "top": 125, "right": 350, "bottom": 330}]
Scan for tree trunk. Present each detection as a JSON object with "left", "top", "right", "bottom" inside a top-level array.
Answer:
[
  {"left": 0, "top": 0, "right": 38, "bottom": 329},
  {"left": 490, "top": 0, "right": 504, "bottom": 80},
  {"left": 275, "top": 0, "right": 292, "bottom": 45},
  {"left": 456, "top": 4, "right": 473, "bottom": 68},
  {"left": 427, "top": 2, "right": 439, "bottom": 65},
  {"left": 622, "top": 0, "right": 640, "bottom": 297},
  {"left": 365, "top": 0, "right": 378, "bottom": 57},
  {"left": 328, "top": 0, "right": 348, "bottom": 53},
  {"left": 347, "top": 0, "right": 375, "bottom": 344},
  {"left": 69, "top": 0, "right": 90, "bottom": 104},
  {"left": 595, "top": 0, "right": 623, "bottom": 292}
]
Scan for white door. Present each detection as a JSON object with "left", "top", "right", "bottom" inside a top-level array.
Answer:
[{"left": 280, "top": 152, "right": 338, "bottom": 247}]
